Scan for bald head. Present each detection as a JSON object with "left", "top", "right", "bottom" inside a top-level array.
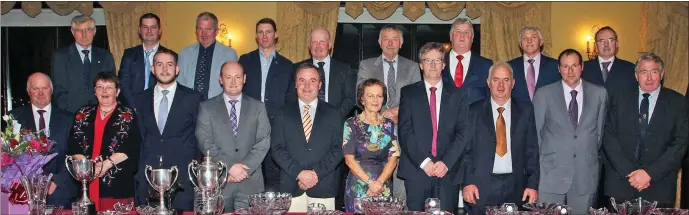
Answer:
[
  {"left": 309, "top": 28, "right": 332, "bottom": 60},
  {"left": 219, "top": 61, "right": 246, "bottom": 98},
  {"left": 26, "top": 72, "right": 53, "bottom": 108}
]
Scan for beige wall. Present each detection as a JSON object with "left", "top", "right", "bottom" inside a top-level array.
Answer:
[
  {"left": 551, "top": 2, "right": 643, "bottom": 62},
  {"left": 163, "top": 2, "right": 278, "bottom": 56}
]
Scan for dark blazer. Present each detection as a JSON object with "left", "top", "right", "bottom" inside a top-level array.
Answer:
[
  {"left": 441, "top": 52, "right": 493, "bottom": 104},
  {"left": 507, "top": 55, "right": 561, "bottom": 103},
  {"left": 291, "top": 58, "right": 357, "bottom": 119},
  {"left": 683, "top": 87, "right": 689, "bottom": 209},
  {"left": 582, "top": 58, "right": 636, "bottom": 97},
  {"left": 462, "top": 98, "right": 539, "bottom": 208},
  {"left": 271, "top": 101, "right": 344, "bottom": 198},
  {"left": 239, "top": 49, "right": 294, "bottom": 124},
  {"left": 9, "top": 104, "right": 75, "bottom": 207},
  {"left": 602, "top": 87, "right": 689, "bottom": 204},
  {"left": 133, "top": 84, "right": 203, "bottom": 210},
  {"left": 118, "top": 44, "right": 167, "bottom": 108},
  {"left": 51, "top": 43, "right": 116, "bottom": 113},
  {"left": 397, "top": 81, "right": 469, "bottom": 185},
  {"left": 66, "top": 104, "right": 141, "bottom": 198}
]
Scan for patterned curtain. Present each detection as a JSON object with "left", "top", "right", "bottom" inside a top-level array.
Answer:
[
  {"left": 276, "top": 2, "right": 339, "bottom": 62},
  {"left": 1, "top": 1, "right": 93, "bottom": 17},
  {"left": 642, "top": 2, "right": 688, "bottom": 95}
]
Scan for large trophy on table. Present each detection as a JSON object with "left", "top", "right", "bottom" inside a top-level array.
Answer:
[
  {"left": 188, "top": 151, "right": 228, "bottom": 215},
  {"left": 145, "top": 157, "right": 179, "bottom": 215},
  {"left": 65, "top": 156, "right": 103, "bottom": 215}
]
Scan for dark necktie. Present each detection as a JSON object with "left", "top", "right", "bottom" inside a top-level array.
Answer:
[
  {"left": 229, "top": 100, "right": 239, "bottom": 138},
  {"left": 194, "top": 50, "right": 208, "bottom": 96},
  {"left": 384, "top": 59, "right": 397, "bottom": 108},
  {"left": 636, "top": 93, "right": 650, "bottom": 160},
  {"left": 82, "top": 50, "right": 91, "bottom": 90},
  {"left": 317, "top": 62, "right": 326, "bottom": 101},
  {"left": 37, "top": 110, "right": 46, "bottom": 136},
  {"left": 602, "top": 61, "right": 611, "bottom": 82},
  {"left": 568, "top": 90, "right": 579, "bottom": 130}
]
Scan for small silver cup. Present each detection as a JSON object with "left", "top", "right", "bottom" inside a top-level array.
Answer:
[{"left": 145, "top": 165, "right": 178, "bottom": 215}]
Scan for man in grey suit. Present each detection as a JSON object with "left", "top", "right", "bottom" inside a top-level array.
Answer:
[
  {"left": 178, "top": 12, "right": 238, "bottom": 100},
  {"left": 196, "top": 61, "right": 271, "bottom": 211},
  {"left": 356, "top": 24, "right": 421, "bottom": 203},
  {"left": 533, "top": 49, "right": 607, "bottom": 214},
  {"left": 51, "top": 15, "right": 115, "bottom": 113}
]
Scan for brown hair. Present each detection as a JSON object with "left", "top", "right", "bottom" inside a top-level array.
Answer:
[{"left": 356, "top": 78, "right": 387, "bottom": 110}]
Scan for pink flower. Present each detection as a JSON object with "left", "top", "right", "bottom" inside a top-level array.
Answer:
[
  {"left": 29, "top": 139, "right": 40, "bottom": 149},
  {"left": 1, "top": 154, "right": 14, "bottom": 167}
]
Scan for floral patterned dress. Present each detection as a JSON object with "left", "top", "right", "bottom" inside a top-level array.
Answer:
[{"left": 342, "top": 114, "right": 400, "bottom": 212}]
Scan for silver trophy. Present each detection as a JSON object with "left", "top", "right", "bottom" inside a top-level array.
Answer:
[
  {"left": 145, "top": 163, "right": 178, "bottom": 215},
  {"left": 189, "top": 151, "right": 228, "bottom": 215},
  {"left": 65, "top": 156, "right": 103, "bottom": 206}
]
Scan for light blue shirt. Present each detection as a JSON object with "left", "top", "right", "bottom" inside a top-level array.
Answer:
[
  {"left": 312, "top": 55, "right": 331, "bottom": 102},
  {"left": 224, "top": 93, "right": 243, "bottom": 127},
  {"left": 638, "top": 86, "right": 661, "bottom": 121},
  {"left": 259, "top": 49, "right": 276, "bottom": 101},
  {"left": 75, "top": 44, "right": 92, "bottom": 63}
]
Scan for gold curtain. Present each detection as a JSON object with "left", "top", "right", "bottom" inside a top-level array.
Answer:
[
  {"left": 276, "top": 2, "right": 339, "bottom": 62},
  {"left": 101, "top": 2, "right": 167, "bottom": 72},
  {"left": 642, "top": 2, "right": 688, "bottom": 95},
  {"left": 427, "top": 2, "right": 465, "bottom": 21},
  {"left": 363, "top": 2, "right": 399, "bottom": 20},
  {"left": 466, "top": 2, "right": 552, "bottom": 62}
]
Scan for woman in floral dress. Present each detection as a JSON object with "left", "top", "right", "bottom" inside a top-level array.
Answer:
[{"left": 343, "top": 79, "right": 400, "bottom": 212}]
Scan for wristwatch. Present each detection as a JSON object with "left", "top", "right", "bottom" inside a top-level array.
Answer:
[{"left": 366, "top": 178, "right": 373, "bottom": 184}]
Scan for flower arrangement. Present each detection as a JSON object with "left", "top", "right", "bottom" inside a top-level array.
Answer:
[{"left": 0, "top": 114, "right": 57, "bottom": 205}]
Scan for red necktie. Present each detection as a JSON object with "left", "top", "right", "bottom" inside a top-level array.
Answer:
[
  {"left": 430, "top": 87, "right": 438, "bottom": 156},
  {"left": 454, "top": 55, "right": 464, "bottom": 88}
]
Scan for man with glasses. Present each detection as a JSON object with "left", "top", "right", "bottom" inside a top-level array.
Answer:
[
  {"left": 178, "top": 12, "right": 238, "bottom": 100},
  {"left": 51, "top": 15, "right": 115, "bottom": 113},
  {"left": 581, "top": 26, "right": 636, "bottom": 96},
  {"left": 399, "top": 42, "right": 469, "bottom": 213},
  {"left": 119, "top": 13, "right": 168, "bottom": 109}
]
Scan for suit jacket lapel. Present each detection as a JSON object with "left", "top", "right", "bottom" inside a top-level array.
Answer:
[
  {"left": 289, "top": 103, "right": 308, "bottom": 143},
  {"left": 236, "top": 96, "right": 252, "bottom": 143},
  {"left": 510, "top": 100, "right": 521, "bottom": 141},
  {"left": 577, "top": 82, "right": 595, "bottom": 133},
  {"left": 437, "top": 87, "right": 454, "bottom": 154},
  {"left": 373, "top": 57, "right": 384, "bottom": 81},
  {"left": 328, "top": 60, "right": 343, "bottom": 104},
  {"left": 621, "top": 90, "right": 640, "bottom": 158},
  {"left": 90, "top": 48, "right": 103, "bottom": 74},
  {"left": 536, "top": 57, "right": 549, "bottom": 88},
  {"left": 162, "top": 86, "right": 185, "bottom": 136},
  {"left": 267, "top": 53, "right": 282, "bottom": 84},
  {"left": 592, "top": 58, "right": 604, "bottom": 84},
  {"left": 482, "top": 99, "right": 497, "bottom": 140},
  {"left": 143, "top": 89, "right": 161, "bottom": 135},
  {"left": 645, "top": 89, "right": 668, "bottom": 138},
  {"left": 554, "top": 82, "right": 576, "bottom": 132},
  {"left": 18, "top": 107, "right": 37, "bottom": 130}
]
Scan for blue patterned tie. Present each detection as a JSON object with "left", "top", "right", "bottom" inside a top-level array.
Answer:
[
  {"left": 194, "top": 50, "right": 208, "bottom": 95},
  {"left": 158, "top": 90, "right": 169, "bottom": 134},
  {"left": 144, "top": 49, "right": 153, "bottom": 90},
  {"left": 82, "top": 50, "right": 91, "bottom": 90},
  {"left": 568, "top": 90, "right": 579, "bottom": 130},
  {"left": 635, "top": 93, "right": 650, "bottom": 160},
  {"left": 230, "top": 100, "right": 238, "bottom": 138},
  {"left": 317, "top": 62, "right": 326, "bottom": 101}
]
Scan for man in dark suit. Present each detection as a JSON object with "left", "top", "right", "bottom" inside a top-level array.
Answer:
[
  {"left": 399, "top": 42, "right": 469, "bottom": 212},
  {"left": 119, "top": 13, "right": 167, "bottom": 109},
  {"left": 134, "top": 48, "right": 203, "bottom": 211},
  {"left": 507, "top": 26, "right": 560, "bottom": 103},
  {"left": 292, "top": 28, "right": 357, "bottom": 119},
  {"left": 271, "top": 63, "right": 344, "bottom": 212},
  {"left": 602, "top": 53, "right": 688, "bottom": 208},
  {"left": 238, "top": 18, "right": 294, "bottom": 192},
  {"left": 581, "top": 26, "right": 636, "bottom": 97},
  {"left": 462, "top": 62, "right": 539, "bottom": 215},
  {"left": 9, "top": 72, "right": 75, "bottom": 208},
  {"left": 683, "top": 85, "right": 689, "bottom": 209},
  {"left": 441, "top": 17, "right": 493, "bottom": 104},
  {"left": 51, "top": 15, "right": 116, "bottom": 113}
]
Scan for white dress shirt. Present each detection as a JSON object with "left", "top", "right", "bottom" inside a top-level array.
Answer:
[
  {"left": 562, "top": 80, "right": 584, "bottom": 123},
  {"left": 381, "top": 55, "right": 399, "bottom": 87},
  {"left": 298, "top": 99, "right": 318, "bottom": 124},
  {"left": 449, "top": 50, "right": 472, "bottom": 81},
  {"left": 75, "top": 44, "right": 92, "bottom": 63},
  {"left": 638, "top": 86, "right": 661, "bottom": 121},
  {"left": 154, "top": 82, "right": 177, "bottom": 123},
  {"left": 313, "top": 56, "right": 331, "bottom": 102},
  {"left": 598, "top": 56, "right": 616, "bottom": 72},
  {"left": 224, "top": 93, "right": 243, "bottom": 125},
  {"left": 523, "top": 53, "right": 542, "bottom": 84},
  {"left": 491, "top": 98, "right": 513, "bottom": 174},
  {"left": 420, "top": 80, "right": 443, "bottom": 169},
  {"left": 143, "top": 43, "right": 160, "bottom": 66},
  {"left": 31, "top": 104, "right": 52, "bottom": 137}
]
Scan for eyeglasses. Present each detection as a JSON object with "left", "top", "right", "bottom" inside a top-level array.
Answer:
[
  {"left": 73, "top": 28, "right": 95, "bottom": 34},
  {"left": 95, "top": 86, "right": 117, "bottom": 92},
  {"left": 596, "top": 38, "right": 616, "bottom": 43},
  {"left": 196, "top": 27, "right": 216, "bottom": 33},
  {"left": 422, "top": 58, "right": 443, "bottom": 65}
]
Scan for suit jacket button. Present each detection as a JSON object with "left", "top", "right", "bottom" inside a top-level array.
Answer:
[
  {"left": 574, "top": 135, "right": 577, "bottom": 139},
  {"left": 574, "top": 155, "right": 576, "bottom": 158},
  {"left": 160, "top": 139, "right": 163, "bottom": 143},
  {"left": 307, "top": 148, "right": 312, "bottom": 151},
  {"left": 235, "top": 149, "right": 239, "bottom": 152}
]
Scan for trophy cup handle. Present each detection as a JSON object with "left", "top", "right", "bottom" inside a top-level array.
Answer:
[
  {"left": 170, "top": 166, "right": 179, "bottom": 186},
  {"left": 145, "top": 165, "right": 154, "bottom": 191},
  {"left": 218, "top": 161, "right": 229, "bottom": 188},
  {"left": 188, "top": 161, "right": 198, "bottom": 189},
  {"left": 65, "top": 156, "right": 78, "bottom": 179}
]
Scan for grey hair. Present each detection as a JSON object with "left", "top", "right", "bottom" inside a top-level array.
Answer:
[
  {"left": 378, "top": 24, "right": 404, "bottom": 43},
  {"left": 450, "top": 17, "right": 474, "bottom": 37},
  {"left": 26, "top": 73, "right": 54, "bottom": 91},
  {"left": 195, "top": 12, "right": 219, "bottom": 29},
  {"left": 487, "top": 62, "right": 514, "bottom": 82},
  {"left": 418, "top": 42, "right": 445, "bottom": 61},
  {"left": 519, "top": 26, "right": 544, "bottom": 42},
  {"left": 71, "top": 15, "right": 95, "bottom": 29},
  {"left": 635, "top": 52, "right": 664, "bottom": 72}
]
